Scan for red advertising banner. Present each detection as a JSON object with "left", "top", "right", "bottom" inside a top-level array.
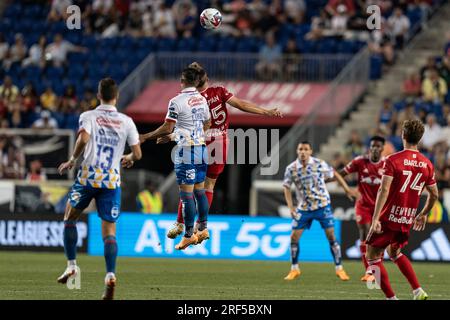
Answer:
[{"left": 125, "top": 81, "right": 362, "bottom": 126}]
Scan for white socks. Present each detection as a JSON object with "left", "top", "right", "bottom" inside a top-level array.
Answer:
[
  {"left": 291, "top": 264, "right": 299, "bottom": 271},
  {"left": 67, "top": 260, "right": 77, "bottom": 267}
]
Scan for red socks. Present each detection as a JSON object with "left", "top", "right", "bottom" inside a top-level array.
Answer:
[
  {"left": 360, "top": 241, "right": 368, "bottom": 269},
  {"left": 392, "top": 253, "right": 420, "bottom": 290},
  {"left": 367, "top": 258, "right": 396, "bottom": 299},
  {"left": 176, "top": 190, "right": 214, "bottom": 224}
]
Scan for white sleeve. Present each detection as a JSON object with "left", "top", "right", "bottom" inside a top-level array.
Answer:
[
  {"left": 126, "top": 117, "right": 140, "bottom": 146},
  {"left": 78, "top": 112, "right": 92, "bottom": 135},
  {"left": 322, "top": 160, "right": 334, "bottom": 179},
  {"left": 283, "top": 166, "right": 293, "bottom": 188},
  {"left": 165, "top": 100, "right": 179, "bottom": 123}
]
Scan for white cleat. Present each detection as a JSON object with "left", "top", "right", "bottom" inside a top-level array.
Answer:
[
  {"left": 57, "top": 266, "right": 78, "bottom": 284},
  {"left": 413, "top": 288, "right": 429, "bottom": 300},
  {"left": 102, "top": 274, "right": 117, "bottom": 300}
]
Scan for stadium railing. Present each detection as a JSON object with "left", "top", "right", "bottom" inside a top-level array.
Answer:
[{"left": 117, "top": 52, "right": 354, "bottom": 110}]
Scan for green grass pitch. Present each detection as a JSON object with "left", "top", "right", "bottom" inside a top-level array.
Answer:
[{"left": 1, "top": 251, "right": 449, "bottom": 300}]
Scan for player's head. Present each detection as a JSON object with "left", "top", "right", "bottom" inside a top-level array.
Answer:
[
  {"left": 402, "top": 119, "right": 425, "bottom": 146},
  {"left": 189, "top": 62, "right": 208, "bottom": 88},
  {"left": 97, "top": 78, "right": 118, "bottom": 105},
  {"left": 297, "top": 141, "right": 313, "bottom": 163},
  {"left": 369, "top": 135, "right": 385, "bottom": 161},
  {"left": 180, "top": 67, "right": 201, "bottom": 89}
]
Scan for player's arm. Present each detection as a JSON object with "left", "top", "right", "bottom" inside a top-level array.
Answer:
[
  {"left": 58, "top": 130, "right": 90, "bottom": 174},
  {"left": 370, "top": 175, "right": 393, "bottom": 234},
  {"left": 121, "top": 144, "right": 142, "bottom": 168},
  {"left": 414, "top": 183, "right": 438, "bottom": 231},
  {"left": 140, "top": 120, "right": 175, "bottom": 143},
  {"left": 283, "top": 186, "right": 299, "bottom": 220},
  {"left": 227, "top": 96, "right": 283, "bottom": 117}
]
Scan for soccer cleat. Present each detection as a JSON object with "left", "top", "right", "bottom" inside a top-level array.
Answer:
[
  {"left": 175, "top": 234, "right": 198, "bottom": 250},
  {"left": 336, "top": 269, "right": 350, "bottom": 281},
  {"left": 284, "top": 269, "right": 301, "bottom": 280},
  {"left": 102, "top": 276, "right": 116, "bottom": 300},
  {"left": 57, "top": 267, "right": 78, "bottom": 284},
  {"left": 196, "top": 228, "right": 210, "bottom": 244},
  {"left": 360, "top": 274, "right": 375, "bottom": 282},
  {"left": 413, "top": 288, "right": 429, "bottom": 300},
  {"left": 167, "top": 222, "right": 184, "bottom": 239}
]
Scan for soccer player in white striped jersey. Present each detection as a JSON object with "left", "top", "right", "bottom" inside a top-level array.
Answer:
[{"left": 57, "top": 78, "right": 142, "bottom": 300}]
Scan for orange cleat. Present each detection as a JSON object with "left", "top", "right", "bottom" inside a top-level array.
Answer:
[
  {"left": 196, "top": 229, "right": 210, "bottom": 244},
  {"left": 284, "top": 269, "right": 301, "bottom": 280},
  {"left": 175, "top": 234, "right": 198, "bottom": 250},
  {"left": 336, "top": 269, "right": 350, "bottom": 281},
  {"left": 360, "top": 273, "right": 375, "bottom": 282}
]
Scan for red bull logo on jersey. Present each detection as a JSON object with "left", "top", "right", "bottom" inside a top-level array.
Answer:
[
  {"left": 388, "top": 205, "right": 417, "bottom": 224},
  {"left": 95, "top": 117, "right": 122, "bottom": 129}
]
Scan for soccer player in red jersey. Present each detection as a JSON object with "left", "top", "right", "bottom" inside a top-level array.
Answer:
[
  {"left": 365, "top": 120, "right": 439, "bottom": 300},
  {"left": 164, "top": 62, "right": 283, "bottom": 240},
  {"left": 338, "top": 136, "right": 386, "bottom": 281}
]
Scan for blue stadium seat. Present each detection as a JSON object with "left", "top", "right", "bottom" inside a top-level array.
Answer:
[
  {"left": 300, "top": 40, "right": 317, "bottom": 53},
  {"left": 316, "top": 39, "right": 337, "bottom": 54},
  {"left": 81, "top": 35, "right": 97, "bottom": 48},
  {"left": 45, "top": 66, "right": 65, "bottom": 79},
  {"left": 98, "top": 37, "right": 119, "bottom": 50},
  {"left": 137, "top": 37, "right": 156, "bottom": 52},
  {"left": 176, "top": 38, "right": 196, "bottom": 52},
  {"left": 216, "top": 37, "right": 236, "bottom": 52},
  {"left": 118, "top": 36, "right": 137, "bottom": 49},
  {"left": 337, "top": 40, "right": 355, "bottom": 54},
  {"left": 196, "top": 37, "right": 217, "bottom": 52},
  {"left": 67, "top": 66, "right": 85, "bottom": 80},
  {"left": 156, "top": 38, "right": 176, "bottom": 52},
  {"left": 370, "top": 54, "right": 383, "bottom": 80}
]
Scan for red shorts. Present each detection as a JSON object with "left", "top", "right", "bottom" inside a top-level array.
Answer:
[
  {"left": 355, "top": 204, "right": 373, "bottom": 225},
  {"left": 366, "top": 225, "right": 410, "bottom": 250},
  {"left": 206, "top": 137, "right": 229, "bottom": 180}
]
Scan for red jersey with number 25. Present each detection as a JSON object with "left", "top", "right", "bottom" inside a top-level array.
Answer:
[
  {"left": 200, "top": 86, "right": 233, "bottom": 143},
  {"left": 380, "top": 149, "right": 436, "bottom": 232},
  {"left": 344, "top": 155, "right": 385, "bottom": 210}
]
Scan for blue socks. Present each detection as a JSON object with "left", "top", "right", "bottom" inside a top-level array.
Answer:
[
  {"left": 104, "top": 235, "right": 118, "bottom": 273},
  {"left": 180, "top": 191, "right": 197, "bottom": 237},
  {"left": 329, "top": 240, "right": 342, "bottom": 266},
  {"left": 194, "top": 189, "right": 209, "bottom": 230},
  {"left": 291, "top": 241, "right": 299, "bottom": 265},
  {"left": 63, "top": 221, "right": 78, "bottom": 260}
]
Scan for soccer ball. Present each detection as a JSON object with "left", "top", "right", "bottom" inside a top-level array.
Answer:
[{"left": 200, "top": 8, "right": 222, "bottom": 30}]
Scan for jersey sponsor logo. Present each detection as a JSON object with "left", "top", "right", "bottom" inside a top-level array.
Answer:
[
  {"left": 403, "top": 159, "right": 427, "bottom": 168},
  {"left": 168, "top": 111, "right": 178, "bottom": 119},
  {"left": 111, "top": 206, "right": 119, "bottom": 219},
  {"left": 95, "top": 117, "right": 122, "bottom": 129},
  {"left": 70, "top": 191, "right": 81, "bottom": 203},
  {"left": 188, "top": 96, "right": 205, "bottom": 107},
  {"left": 186, "top": 169, "right": 196, "bottom": 180}
]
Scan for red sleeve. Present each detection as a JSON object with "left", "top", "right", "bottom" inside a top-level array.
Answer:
[
  {"left": 426, "top": 162, "right": 437, "bottom": 186},
  {"left": 344, "top": 158, "right": 358, "bottom": 174},
  {"left": 383, "top": 157, "right": 395, "bottom": 177},
  {"left": 221, "top": 87, "right": 233, "bottom": 102}
]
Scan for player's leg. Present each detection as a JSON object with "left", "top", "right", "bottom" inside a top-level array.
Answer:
[
  {"left": 388, "top": 244, "right": 428, "bottom": 300},
  {"left": 323, "top": 227, "right": 350, "bottom": 281},
  {"left": 194, "top": 180, "right": 210, "bottom": 244},
  {"left": 284, "top": 229, "right": 304, "bottom": 280},
  {"left": 95, "top": 187, "right": 121, "bottom": 300},
  {"left": 175, "top": 183, "right": 199, "bottom": 249},
  {"left": 58, "top": 183, "right": 92, "bottom": 284},
  {"left": 101, "top": 220, "right": 117, "bottom": 300},
  {"left": 357, "top": 222, "right": 371, "bottom": 281},
  {"left": 366, "top": 230, "right": 397, "bottom": 299},
  {"left": 204, "top": 176, "right": 217, "bottom": 207}
]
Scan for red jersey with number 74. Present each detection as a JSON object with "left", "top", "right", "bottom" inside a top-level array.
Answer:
[
  {"left": 380, "top": 149, "right": 436, "bottom": 232},
  {"left": 200, "top": 86, "right": 233, "bottom": 142}
]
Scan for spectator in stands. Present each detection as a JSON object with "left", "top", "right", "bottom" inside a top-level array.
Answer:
[
  {"left": 397, "top": 101, "right": 419, "bottom": 127},
  {"left": 124, "top": 7, "right": 143, "bottom": 38},
  {"left": 438, "top": 56, "right": 450, "bottom": 90},
  {"left": 345, "top": 129, "right": 365, "bottom": 159},
  {"left": 255, "top": 32, "right": 282, "bottom": 81},
  {"left": 283, "top": 39, "right": 301, "bottom": 81},
  {"left": 32, "top": 110, "right": 59, "bottom": 130},
  {"left": 136, "top": 181, "right": 163, "bottom": 214},
  {"left": 3, "top": 34, "right": 27, "bottom": 70},
  {"left": 331, "top": 4, "right": 350, "bottom": 36},
  {"left": 141, "top": 4, "right": 155, "bottom": 36},
  {"left": 422, "top": 114, "right": 445, "bottom": 152},
  {"left": 40, "top": 87, "right": 58, "bottom": 112},
  {"left": 0, "top": 33, "right": 9, "bottom": 62},
  {"left": 26, "top": 159, "right": 47, "bottom": 182},
  {"left": 45, "top": 33, "right": 87, "bottom": 67},
  {"left": 284, "top": 0, "right": 306, "bottom": 24},
  {"left": 305, "top": 9, "right": 331, "bottom": 40},
  {"left": 8, "top": 102, "right": 26, "bottom": 129},
  {"left": 387, "top": 7, "right": 410, "bottom": 49},
  {"left": 440, "top": 104, "right": 450, "bottom": 126},
  {"left": 92, "top": 0, "right": 114, "bottom": 15},
  {"left": 368, "top": 19, "right": 395, "bottom": 65},
  {"left": 422, "top": 68, "right": 448, "bottom": 103},
  {"left": 331, "top": 151, "right": 347, "bottom": 171},
  {"left": 377, "top": 98, "right": 397, "bottom": 133},
  {"left": 22, "top": 35, "right": 47, "bottom": 68},
  {"left": 21, "top": 83, "right": 38, "bottom": 113},
  {"left": 48, "top": 0, "right": 72, "bottom": 22},
  {"left": 174, "top": 1, "right": 196, "bottom": 38},
  {"left": 0, "top": 76, "right": 20, "bottom": 109},
  {"left": 325, "top": 0, "right": 356, "bottom": 17},
  {"left": 153, "top": 2, "right": 176, "bottom": 38},
  {"left": 35, "top": 192, "right": 56, "bottom": 214},
  {"left": 0, "top": 136, "right": 26, "bottom": 179},
  {"left": 59, "top": 85, "right": 78, "bottom": 113},
  {"left": 419, "top": 56, "right": 437, "bottom": 80},
  {"left": 402, "top": 72, "right": 422, "bottom": 97}
]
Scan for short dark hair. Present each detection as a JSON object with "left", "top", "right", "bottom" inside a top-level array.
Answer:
[
  {"left": 299, "top": 141, "right": 312, "bottom": 148},
  {"left": 181, "top": 67, "right": 201, "bottom": 87},
  {"left": 98, "top": 78, "right": 118, "bottom": 102},
  {"left": 370, "top": 135, "right": 385, "bottom": 144},
  {"left": 189, "top": 62, "right": 207, "bottom": 87},
  {"left": 402, "top": 120, "right": 425, "bottom": 145}
]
